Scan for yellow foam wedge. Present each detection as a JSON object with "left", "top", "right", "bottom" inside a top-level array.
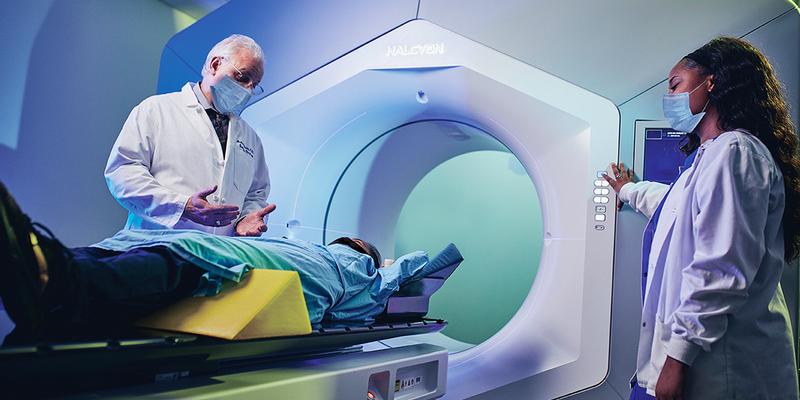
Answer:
[{"left": 136, "top": 269, "right": 312, "bottom": 340}]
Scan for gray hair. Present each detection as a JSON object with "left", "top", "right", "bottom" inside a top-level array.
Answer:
[{"left": 202, "top": 34, "right": 264, "bottom": 76}]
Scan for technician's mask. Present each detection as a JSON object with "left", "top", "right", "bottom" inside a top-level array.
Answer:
[
  {"left": 210, "top": 75, "right": 253, "bottom": 116},
  {"left": 662, "top": 81, "right": 710, "bottom": 133}
]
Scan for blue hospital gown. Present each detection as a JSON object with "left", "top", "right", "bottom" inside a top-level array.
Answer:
[{"left": 94, "top": 230, "right": 458, "bottom": 324}]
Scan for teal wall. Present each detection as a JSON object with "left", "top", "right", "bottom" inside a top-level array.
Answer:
[{"left": 395, "top": 150, "right": 543, "bottom": 344}]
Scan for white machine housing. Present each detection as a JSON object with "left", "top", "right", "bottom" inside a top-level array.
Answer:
[
  {"left": 242, "top": 20, "right": 620, "bottom": 399},
  {"left": 153, "top": 1, "right": 798, "bottom": 398}
]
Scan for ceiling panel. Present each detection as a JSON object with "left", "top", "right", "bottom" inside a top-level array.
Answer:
[
  {"left": 159, "top": 0, "right": 419, "bottom": 95},
  {"left": 419, "top": 0, "right": 794, "bottom": 104}
]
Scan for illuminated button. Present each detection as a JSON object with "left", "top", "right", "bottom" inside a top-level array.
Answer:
[
  {"left": 594, "top": 214, "right": 606, "bottom": 222},
  {"left": 596, "top": 171, "right": 606, "bottom": 178},
  {"left": 593, "top": 196, "right": 609, "bottom": 204},
  {"left": 595, "top": 205, "right": 607, "bottom": 213}
]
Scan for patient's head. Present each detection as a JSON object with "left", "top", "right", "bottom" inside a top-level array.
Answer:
[{"left": 329, "top": 237, "right": 382, "bottom": 269}]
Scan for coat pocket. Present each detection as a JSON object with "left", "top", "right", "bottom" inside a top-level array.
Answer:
[
  {"left": 655, "top": 315, "right": 672, "bottom": 342},
  {"left": 648, "top": 315, "right": 672, "bottom": 371},
  {"left": 232, "top": 141, "right": 255, "bottom": 193}
]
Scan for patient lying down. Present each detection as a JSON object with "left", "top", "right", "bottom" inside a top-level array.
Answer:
[{"left": 0, "top": 183, "right": 456, "bottom": 345}]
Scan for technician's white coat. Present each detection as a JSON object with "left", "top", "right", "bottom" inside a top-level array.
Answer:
[
  {"left": 619, "top": 130, "right": 798, "bottom": 398},
  {"left": 105, "top": 83, "right": 270, "bottom": 236}
]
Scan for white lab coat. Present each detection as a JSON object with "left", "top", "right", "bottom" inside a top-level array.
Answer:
[
  {"left": 619, "top": 130, "right": 798, "bottom": 398},
  {"left": 105, "top": 83, "right": 270, "bottom": 236}
]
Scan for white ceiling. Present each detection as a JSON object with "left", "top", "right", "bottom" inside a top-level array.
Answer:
[{"left": 419, "top": 0, "right": 795, "bottom": 105}]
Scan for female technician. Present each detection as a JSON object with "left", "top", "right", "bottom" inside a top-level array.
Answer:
[{"left": 605, "top": 37, "right": 800, "bottom": 399}]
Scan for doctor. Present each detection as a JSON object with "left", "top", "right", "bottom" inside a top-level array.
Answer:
[
  {"left": 105, "top": 34, "right": 274, "bottom": 237},
  {"left": 605, "top": 37, "right": 799, "bottom": 399}
]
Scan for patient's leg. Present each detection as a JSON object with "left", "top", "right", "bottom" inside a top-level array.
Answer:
[
  {"left": 4, "top": 246, "right": 204, "bottom": 344},
  {"left": 0, "top": 181, "right": 203, "bottom": 344},
  {"left": 48, "top": 246, "right": 204, "bottom": 335}
]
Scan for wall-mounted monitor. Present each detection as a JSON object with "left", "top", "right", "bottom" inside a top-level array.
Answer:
[{"left": 634, "top": 120, "right": 690, "bottom": 185}]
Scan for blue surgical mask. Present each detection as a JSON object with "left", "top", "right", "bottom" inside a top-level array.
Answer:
[
  {"left": 662, "top": 81, "right": 709, "bottom": 133},
  {"left": 210, "top": 75, "right": 253, "bottom": 116}
]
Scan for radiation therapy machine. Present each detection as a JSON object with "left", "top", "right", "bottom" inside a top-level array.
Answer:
[{"left": 1, "top": 1, "right": 797, "bottom": 399}]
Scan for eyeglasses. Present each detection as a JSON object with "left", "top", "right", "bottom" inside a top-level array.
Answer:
[{"left": 221, "top": 56, "right": 264, "bottom": 96}]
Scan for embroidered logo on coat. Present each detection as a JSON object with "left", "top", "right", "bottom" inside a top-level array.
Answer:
[{"left": 237, "top": 139, "right": 254, "bottom": 158}]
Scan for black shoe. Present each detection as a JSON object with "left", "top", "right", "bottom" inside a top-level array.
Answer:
[{"left": 0, "top": 182, "right": 66, "bottom": 340}]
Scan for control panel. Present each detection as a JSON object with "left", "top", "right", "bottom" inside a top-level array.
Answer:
[{"left": 592, "top": 171, "right": 611, "bottom": 231}]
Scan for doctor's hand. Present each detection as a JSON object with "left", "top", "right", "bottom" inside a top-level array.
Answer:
[
  {"left": 655, "top": 356, "right": 687, "bottom": 400},
  {"left": 602, "top": 162, "right": 635, "bottom": 210},
  {"left": 235, "top": 204, "right": 277, "bottom": 237},
  {"left": 181, "top": 185, "right": 240, "bottom": 227}
]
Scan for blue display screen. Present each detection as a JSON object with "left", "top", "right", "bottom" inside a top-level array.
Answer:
[{"left": 643, "top": 128, "right": 688, "bottom": 184}]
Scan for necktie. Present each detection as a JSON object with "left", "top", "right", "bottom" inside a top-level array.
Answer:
[{"left": 205, "top": 108, "right": 230, "bottom": 158}]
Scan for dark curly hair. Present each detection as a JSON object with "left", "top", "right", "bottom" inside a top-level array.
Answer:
[
  {"left": 329, "top": 237, "right": 382, "bottom": 269},
  {"left": 681, "top": 36, "right": 800, "bottom": 261}
]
